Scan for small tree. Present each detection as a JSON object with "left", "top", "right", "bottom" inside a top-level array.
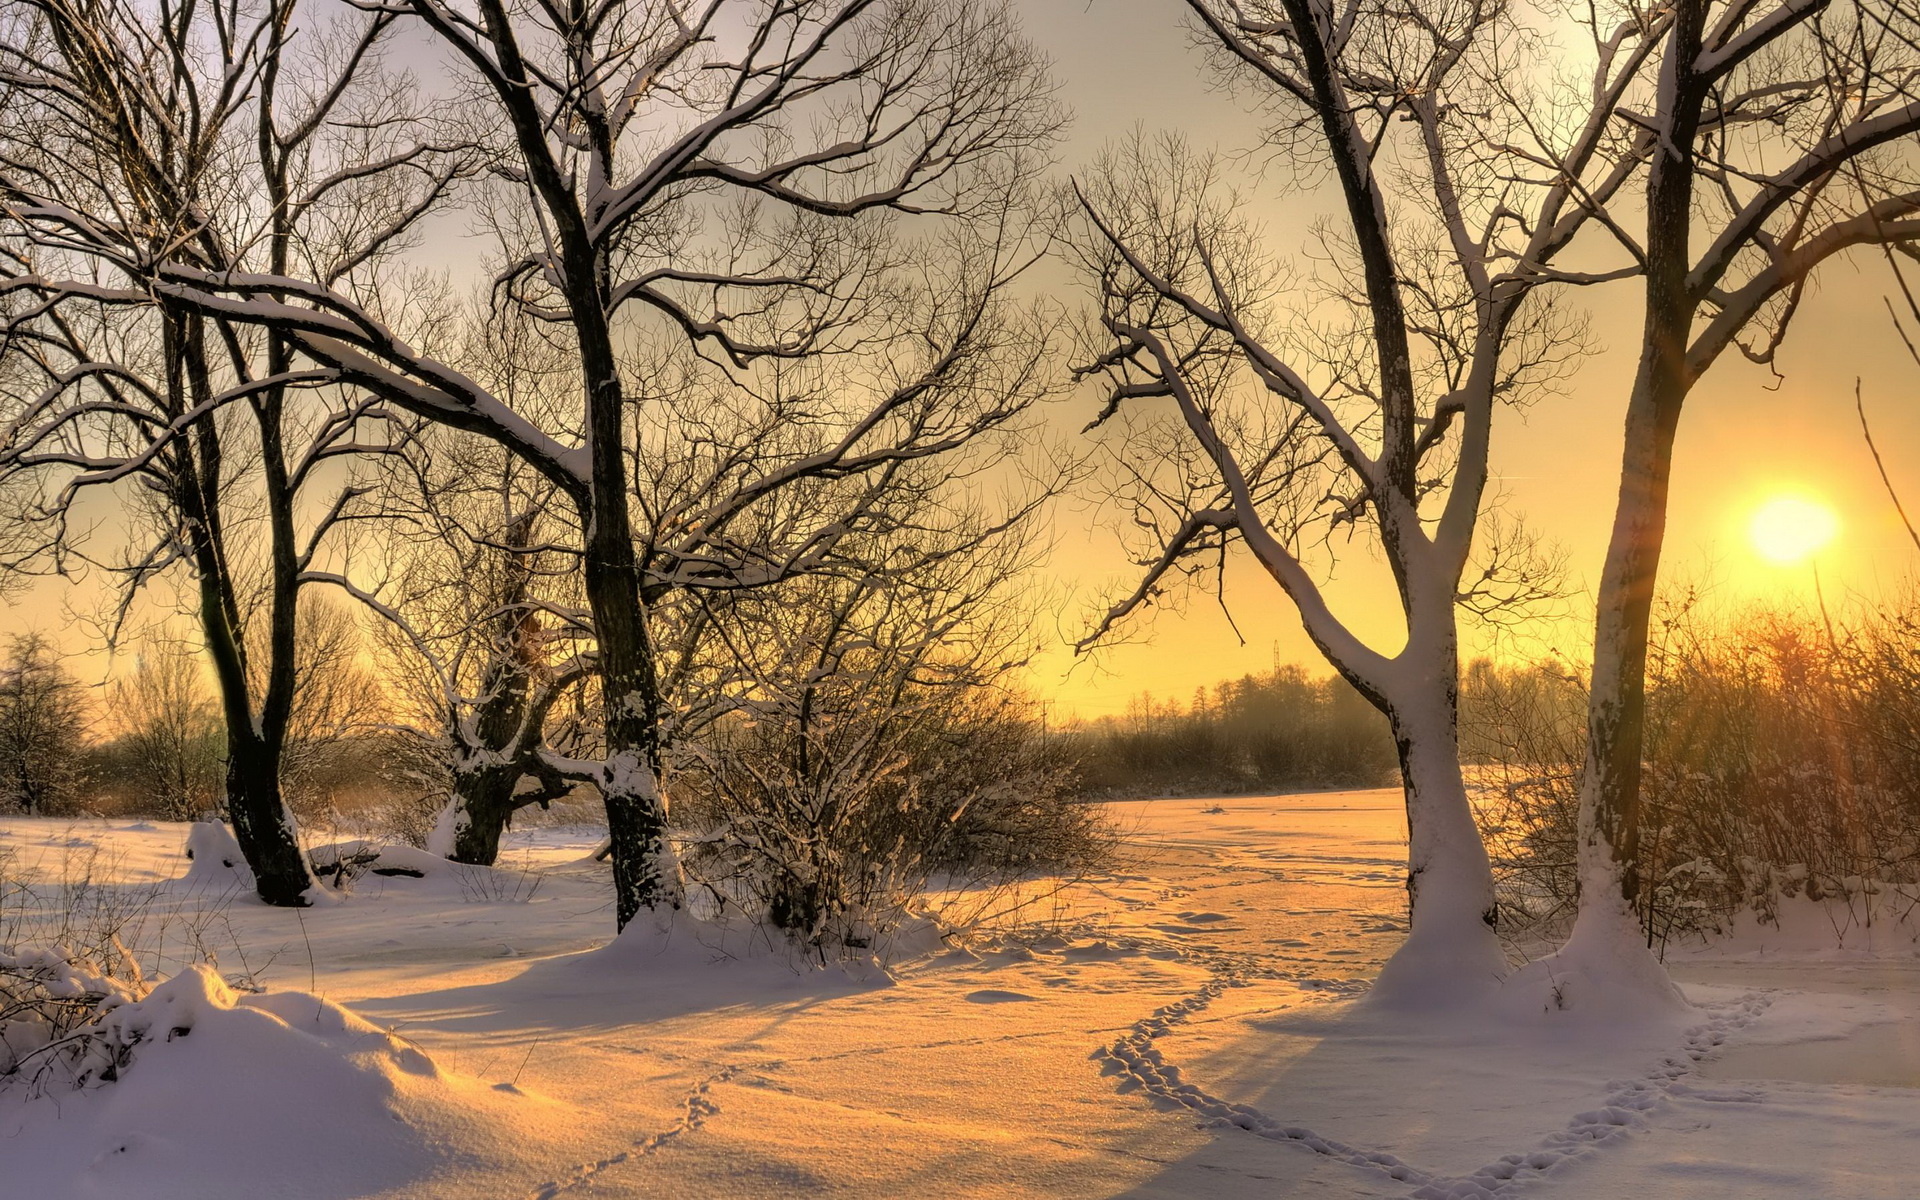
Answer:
[
  {"left": 676, "top": 489, "right": 1084, "bottom": 954},
  {"left": 109, "top": 645, "right": 224, "bottom": 821},
  {"left": 369, "top": 426, "right": 594, "bottom": 865},
  {"left": 0, "top": 634, "right": 88, "bottom": 815}
]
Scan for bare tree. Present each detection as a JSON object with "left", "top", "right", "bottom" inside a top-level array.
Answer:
[
  {"left": 109, "top": 643, "right": 224, "bottom": 822},
  {"left": 1070, "top": 2, "right": 1665, "bottom": 1002},
  {"left": 0, "top": 633, "right": 88, "bottom": 815},
  {"left": 0, "top": 0, "right": 472, "bottom": 902},
  {"left": 1570, "top": 0, "right": 1920, "bottom": 979},
  {"left": 369, "top": 422, "right": 594, "bottom": 865},
  {"left": 355, "top": 276, "right": 1065, "bottom": 875},
  {"left": 2, "top": 0, "right": 1063, "bottom": 929},
  {"left": 676, "top": 476, "right": 1075, "bottom": 954}
]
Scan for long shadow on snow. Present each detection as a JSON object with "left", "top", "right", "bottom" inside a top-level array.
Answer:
[{"left": 351, "top": 918, "right": 889, "bottom": 1038}]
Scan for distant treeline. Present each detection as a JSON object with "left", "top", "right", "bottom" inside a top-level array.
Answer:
[{"left": 1061, "top": 664, "right": 1397, "bottom": 798}]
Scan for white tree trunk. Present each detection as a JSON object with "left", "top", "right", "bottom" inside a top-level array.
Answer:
[{"left": 1368, "top": 679, "right": 1508, "bottom": 1009}]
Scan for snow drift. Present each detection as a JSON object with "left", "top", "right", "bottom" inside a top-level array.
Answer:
[{"left": 0, "top": 961, "right": 552, "bottom": 1200}]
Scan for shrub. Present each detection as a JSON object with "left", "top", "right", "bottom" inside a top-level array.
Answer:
[
  {"left": 1466, "top": 590, "right": 1920, "bottom": 947},
  {"left": 676, "top": 687, "right": 1105, "bottom": 958}
]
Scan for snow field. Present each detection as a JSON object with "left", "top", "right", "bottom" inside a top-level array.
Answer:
[{"left": 0, "top": 790, "right": 1914, "bottom": 1199}]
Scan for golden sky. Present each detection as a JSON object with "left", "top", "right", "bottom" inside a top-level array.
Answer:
[
  {"left": 1020, "top": 1, "right": 1920, "bottom": 718},
  {"left": 10, "top": 0, "right": 1920, "bottom": 724}
]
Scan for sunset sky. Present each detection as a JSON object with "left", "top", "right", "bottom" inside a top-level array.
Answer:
[
  {"left": 12, "top": 0, "right": 1920, "bottom": 722},
  {"left": 1021, "top": 0, "right": 1920, "bottom": 718}
]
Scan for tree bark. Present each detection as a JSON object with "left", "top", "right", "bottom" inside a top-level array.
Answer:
[
  {"left": 577, "top": 320, "right": 677, "bottom": 927},
  {"left": 446, "top": 764, "right": 519, "bottom": 866},
  {"left": 224, "top": 730, "right": 312, "bottom": 906},
  {"left": 1580, "top": 0, "right": 1709, "bottom": 917},
  {"left": 1366, "top": 597, "right": 1508, "bottom": 1004},
  {"left": 582, "top": 508, "right": 679, "bottom": 928},
  {"left": 169, "top": 310, "right": 312, "bottom": 906},
  {"left": 444, "top": 759, "right": 571, "bottom": 865}
]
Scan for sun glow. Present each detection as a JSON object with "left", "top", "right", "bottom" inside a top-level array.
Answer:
[{"left": 1748, "top": 493, "right": 1841, "bottom": 565}]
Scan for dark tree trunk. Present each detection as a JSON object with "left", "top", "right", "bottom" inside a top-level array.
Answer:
[
  {"left": 582, "top": 504, "right": 677, "bottom": 929},
  {"left": 561, "top": 181, "right": 676, "bottom": 926},
  {"left": 225, "top": 731, "right": 311, "bottom": 906},
  {"left": 457, "top": 0, "right": 678, "bottom": 927},
  {"left": 168, "top": 309, "right": 312, "bottom": 906},
  {"left": 441, "top": 516, "right": 554, "bottom": 867},
  {"left": 447, "top": 765, "right": 520, "bottom": 865},
  {"left": 444, "top": 759, "right": 570, "bottom": 866}
]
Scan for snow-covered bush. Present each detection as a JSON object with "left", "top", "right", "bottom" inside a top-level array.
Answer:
[
  {"left": 670, "top": 510, "right": 1110, "bottom": 958},
  {"left": 0, "top": 944, "right": 143, "bottom": 1094},
  {"left": 677, "top": 687, "right": 1104, "bottom": 957},
  {"left": 1467, "top": 592, "right": 1920, "bottom": 947}
]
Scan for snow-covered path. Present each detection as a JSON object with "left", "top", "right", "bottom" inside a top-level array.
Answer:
[{"left": 1, "top": 792, "right": 1915, "bottom": 1199}]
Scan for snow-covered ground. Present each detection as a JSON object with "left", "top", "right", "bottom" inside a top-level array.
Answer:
[{"left": 0, "top": 791, "right": 1914, "bottom": 1199}]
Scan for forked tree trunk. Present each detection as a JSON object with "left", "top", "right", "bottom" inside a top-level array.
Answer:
[
  {"left": 443, "top": 760, "right": 571, "bottom": 865},
  {"left": 445, "top": 765, "right": 520, "bottom": 866},
  {"left": 170, "top": 311, "right": 311, "bottom": 907}
]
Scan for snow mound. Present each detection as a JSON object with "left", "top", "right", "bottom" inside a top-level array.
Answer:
[
  {"left": 309, "top": 839, "right": 451, "bottom": 879},
  {"left": 305, "top": 839, "right": 545, "bottom": 904},
  {"left": 180, "top": 822, "right": 252, "bottom": 887},
  {"left": 1685, "top": 894, "right": 1920, "bottom": 957},
  {"left": 1362, "top": 916, "right": 1507, "bottom": 1013},
  {"left": 484, "top": 907, "right": 911, "bottom": 1027},
  {"left": 585, "top": 906, "right": 907, "bottom": 980},
  {"left": 1496, "top": 902, "right": 1691, "bottom": 1025},
  {"left": 0, "top": 966, "right": 549, "bottom": 1200}
]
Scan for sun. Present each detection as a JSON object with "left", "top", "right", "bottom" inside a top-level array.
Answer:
[{"left": 1748, "top": 494, "right": 1840, "bottom": 565}]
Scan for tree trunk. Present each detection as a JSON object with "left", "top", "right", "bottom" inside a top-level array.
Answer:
[
  {"left": 1504, "top": 4, "right": 1707, "bottom": 1020},
  {"left": 446, "top": 765, "right": 519, "bottom": 866},
  {"left": 224, "top": 732, "right": 312, "bottom": 906},
  {"left": 1579, "top": 0, "right": 1707, "bottom": 918},
  {"left": 1368, "top": 652, "right": 1508, "bottom": 1006},
  {"left": 578, "top": 359, "right": 679, "bottom": 928},
  {"left": 584, "top": 529, "right": 679, "bottom": 929},
  {"left": 169, "top": 309, "right": 310, "bottom": 907},
  {"left": 1579, "top": 364, "right": 1686, "bottom": 915}
]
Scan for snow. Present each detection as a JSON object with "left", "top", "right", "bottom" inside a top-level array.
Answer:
[
  {"left": 3, "top": 964, "right": 558, "bottom": 1200},
  {"left": 0, "top": 791, "right": 1913, "bottom": 1199},
  {"left": 182, "top": 820, "right": 251, "bottom": 886}
]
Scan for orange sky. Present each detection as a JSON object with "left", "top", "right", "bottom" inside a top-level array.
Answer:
[
  {"left": 11, "top": 0, "right": 1920, "bottom": 723},
  {"left": 1020, "top": 1, "right": 1920, "bottom": 718}
]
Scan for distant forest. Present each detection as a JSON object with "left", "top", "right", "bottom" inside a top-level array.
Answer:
[{"left": 1062, "top": 664, "right": 1397, "bottom": 798}]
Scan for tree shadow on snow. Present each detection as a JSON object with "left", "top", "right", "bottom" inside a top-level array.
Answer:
[{"left": 351, "top": 919, "right": 889, "bottom": 1038}]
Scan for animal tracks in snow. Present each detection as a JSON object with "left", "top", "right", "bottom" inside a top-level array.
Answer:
[
  {"left": 1093, "top": 963, "right": 1779, "bottom": 1200},
  {"left": 1091, "top": 968, "right": 1433, "bottom": 1188},
  {"left": 528, "top": 1064, "right": 739, "bottom": 1199}
]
